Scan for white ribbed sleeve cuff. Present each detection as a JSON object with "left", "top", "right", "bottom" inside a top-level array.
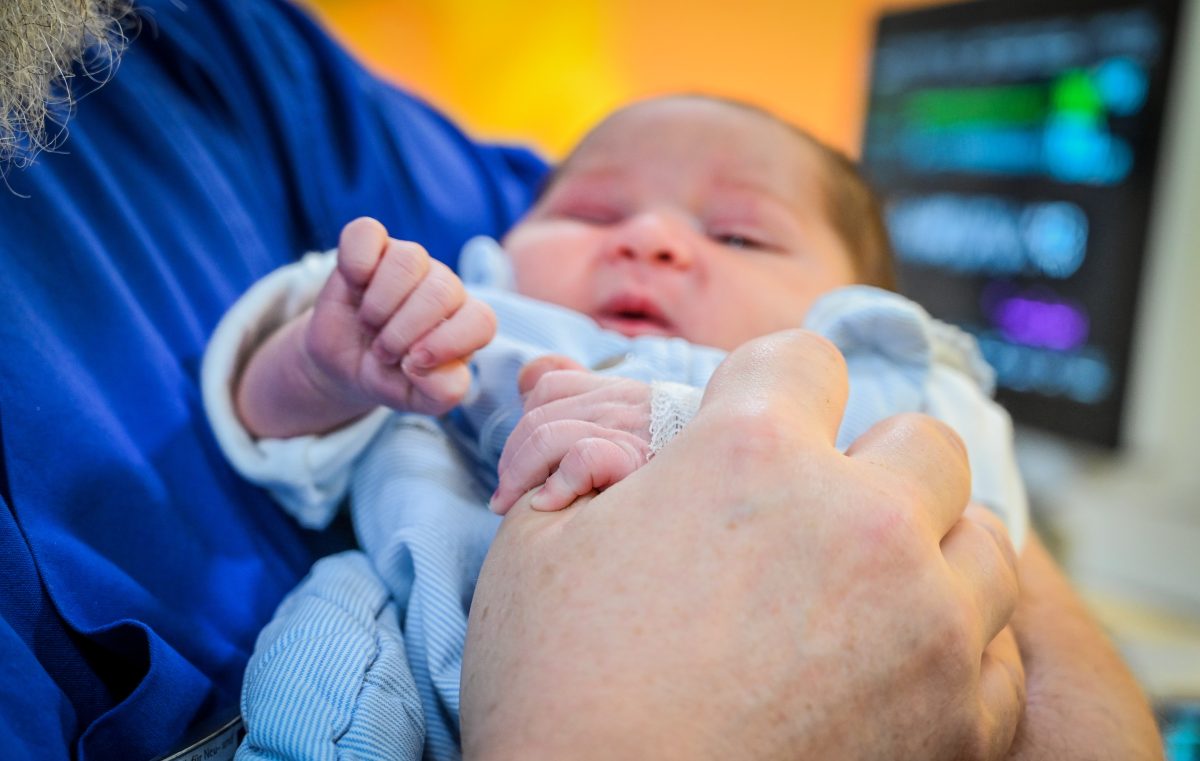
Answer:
[{"left": 201, "top": 250, "right": 393, "bottom": 530}]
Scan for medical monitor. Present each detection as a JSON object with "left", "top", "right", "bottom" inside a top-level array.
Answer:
[{"left": 861, "top": 0, "right": 1184, "bottom": 447}]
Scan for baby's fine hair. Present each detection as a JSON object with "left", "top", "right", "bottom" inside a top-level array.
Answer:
[
  {"left": 792, "top": 121, "right": 897, "bottom": 291},
  {"left": 545, "top": 93, "right": 898, "bottom": 291}
]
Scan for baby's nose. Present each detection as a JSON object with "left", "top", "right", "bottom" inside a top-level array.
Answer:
[{"left": 610, "top": 212, "right": 694, "bottom": 269}]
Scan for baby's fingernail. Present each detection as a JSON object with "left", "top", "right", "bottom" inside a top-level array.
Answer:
[
  {"left": 488, "top": 489, "right": 502, "bottom": 513},
  {"left": 530, "top": 488, "right": 549, "bottom": 511},
  {"left": 401, "top": 354, "right": 429, "bottom": 377},
  {"left": 410, "top": 347, "right": 434, "bottom": 368}
]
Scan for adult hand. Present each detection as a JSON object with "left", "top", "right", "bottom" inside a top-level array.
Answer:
[{"left": 461, "top": 329, "right": 1024, "bottom": 761}]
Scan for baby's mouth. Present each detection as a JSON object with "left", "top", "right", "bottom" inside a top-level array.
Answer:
[{"left": 594, "top": 295, "right": 675, "bottom": 338}]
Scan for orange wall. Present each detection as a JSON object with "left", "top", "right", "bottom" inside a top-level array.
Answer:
[{"left": 300, "top": 0, "right": 951, "bottom": 158}]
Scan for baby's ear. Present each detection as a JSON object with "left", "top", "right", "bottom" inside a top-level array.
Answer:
[{"left": 517, "top": 355, "right": 587, "bottom": 396}]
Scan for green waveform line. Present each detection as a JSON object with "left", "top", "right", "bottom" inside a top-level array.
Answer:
[{"left": 904, "top": 71, "right": 1105, "bottom": 129}]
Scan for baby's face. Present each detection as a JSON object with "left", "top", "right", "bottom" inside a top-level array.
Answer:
[{"left": 502, "top": 98, "right": 856, "bottom": 351}]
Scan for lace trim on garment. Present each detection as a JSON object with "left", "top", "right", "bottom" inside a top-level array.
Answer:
[{"left": 648, "top": 381, "right": 703, "bottom": 457}]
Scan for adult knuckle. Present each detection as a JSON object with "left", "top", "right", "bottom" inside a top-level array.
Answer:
[
  {"left": 849, "top": 479, "right": 925, "bottom": 556},
  {"left": 892, "top": 413, "right": 968, "bottom": 463},
  {"left": 969, "top": 506, "right": 1019, "bottom": 576},
  {"left": 932, "top": 602, "right": 979, "bottom": 671}
]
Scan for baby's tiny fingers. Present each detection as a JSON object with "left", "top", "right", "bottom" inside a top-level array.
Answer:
[
  {"left": 407, "top": 297, "right": 497, "bottom": 372},
  {"left": 499, "top": 378, "right": 651, "bottom": 474},
  {"left": 358, "top": 239, "right": 431, "bottom": 330},
  {"left": 337, "top": 217, "right": 389, "bottom": 290},
  {"left": 371, "top": 260, "right": 465, "bottom": 360},
  {"left": 492, "top": 419, "right": 593, "bottom": 514},
  {"left": 493, "top": 419, "right": 640, "bottom": 514},
  {"left": 517, "top": 356, "right": 588, "bottom": 400},
  {"left": 530, "top": 437, "right": 645, "bottom": 512},
  {"left": 404, "top": 360, "right": 473, "bottom": 416}
]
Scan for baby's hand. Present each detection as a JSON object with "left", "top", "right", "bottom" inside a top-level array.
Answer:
[
  {"left": 305, "top": 217, "right": 497, "bottom": 416},
  {"left": 490, "top": 355, "right": 653, "bottom": 515}
]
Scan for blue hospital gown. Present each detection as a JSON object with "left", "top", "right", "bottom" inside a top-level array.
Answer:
[{"left": 0, "top": 0, "right": 544, "bottom": 756}]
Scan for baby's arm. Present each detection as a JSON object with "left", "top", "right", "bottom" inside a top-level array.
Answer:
[
  {"left": 236, "top": 217, "right": 497, "bottom": 438},
  {"left": 490, "top": 356, "right": 702, "bottom": 514}
]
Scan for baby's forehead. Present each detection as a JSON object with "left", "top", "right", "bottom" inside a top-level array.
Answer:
[
  {"left": 555, "top": 98, "right": 828, "bottom": 201},
  {"left": 578, "top": 97, "right": 804, "bottom": 153},
  {"left": 549, "top": 99, "right": 825, "bottom": 213}
]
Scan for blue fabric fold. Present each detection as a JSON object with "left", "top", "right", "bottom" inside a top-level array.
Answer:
[
  {"left": 237, "top": 552, "right": 423, "bottom": 761},
  {"left": 0, "top": 0, "right": 545, "bottom": 755}
]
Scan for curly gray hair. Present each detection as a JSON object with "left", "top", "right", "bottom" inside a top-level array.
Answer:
[{"left": 0, "top": 0, "right": 132, "bottom": 167}]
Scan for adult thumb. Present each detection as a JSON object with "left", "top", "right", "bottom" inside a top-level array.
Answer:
[{"left": 701, "top": 329, "right": 850, "bottom": 447}]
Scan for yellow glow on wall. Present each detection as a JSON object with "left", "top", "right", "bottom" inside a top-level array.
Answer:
[{"left": 299, "top": 0, "right": 951, "bottom": 158}]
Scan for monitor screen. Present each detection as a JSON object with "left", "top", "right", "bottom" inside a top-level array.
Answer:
[{"left": 861, "top": 0, "right": 1183, "bottom": 447}]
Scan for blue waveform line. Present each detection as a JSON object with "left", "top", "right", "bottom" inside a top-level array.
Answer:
[
  {"left": 898, "top": 123, "right": 1132, "bottom": 184},
  {"left": 888, "top": 194, "right": 1088, "bottom": 278},
  {"left": 971, "top": 329, "right": 1113, "bottom": 403},
  {"left": 872, "top": 8, "right": 1160, "bottom": 94}
]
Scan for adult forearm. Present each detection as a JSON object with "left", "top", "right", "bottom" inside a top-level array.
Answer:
[
  {"left": 235, "top": 310, "right": 374, "bottom": 438},
  {"left": 1006, "top": 535, "right": 1163, "bottom": 761}
]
